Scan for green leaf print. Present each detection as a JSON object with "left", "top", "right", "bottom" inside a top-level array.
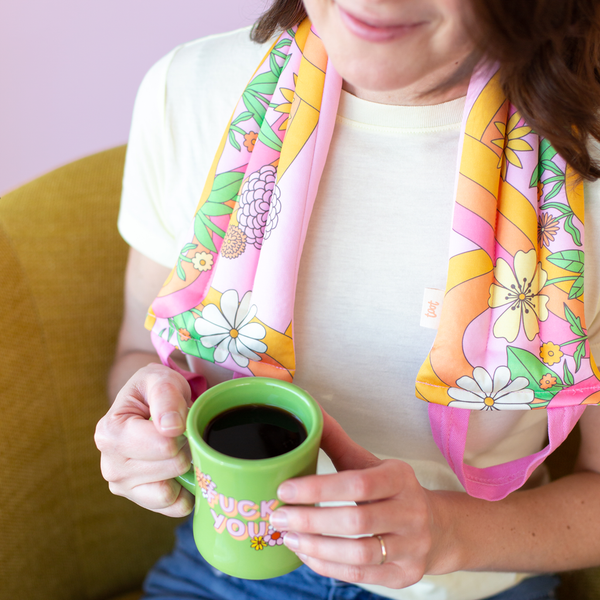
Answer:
[
  {"left": 176, "top": 260, "right": 186, "bottom": 282},
  {"left": 270, "top": 53, "right": 282, "bottom": 78},
  {"left": 530, "top": 141, "right": 558, "bottom": 187},
  {"left": 541, "top": 159, "right": 564, "bottom": 177},
  {"left": 564, "top": 304, "right": 585, "bottom": 338},
  {"left": 282, "top": 53, "right": 292, "bottom": 73},
  {"left": 167, "top": 318, "right": 176, "bottom": 344},
  {"left": 228, "top": 129, "right": 241, "bottom": 151},
  {"left": 568, "top": 275, "right": 584, "bottom": 300},
  {"left": 546, "top": 250, "right": 584, "bottom": 274},
  {"left": 173, "top": 313, "right": 194, "bottom": 338},
  {"left": 173, "top": 312, "right": 215, "bottom": 362},
  {"left": 202, "top": 202, "right": 234, "bottom": 217},
  {"left": 563, "top": 362, "right": 574, "bottom": 386},
  {"left": 173, "top": 311, "right": 215, "bottom": 362},
  {"left": 243, "top": 90, "right": 268, "bottom": 124},
  {"left": 563, "top": 215, "right": 582, "bottom": 247},
  {"left": 232, "top": 111, "right": 254, "bottom": 126},
  {"left": 275, "top": 38, "right": 292, "bottom": 50},
  {"left": 506, "top": 346, "right": 563, "bottom": 401},
  {"left": 247, "top": 71, "right": 279, "bottom": 96},
  {"left": 543, "top": 181, "right": 564, "bottom": 201},
  {"left": 207, "top": 171, "right": 244, "bottom": 204},
  {"left": 539, "top": 201, "right": 571, "bottom": 215},
  {"left": 202, "top": 212, "right": 228, "bottom": 237},
  {"left": 258, "top": 123, "right": 283, "bottom": 152},
  {"left": 573, "top": 341, "right": 586, "bottom": 372},
  {"left": 194, "top": 213, "right": 217, "bottom": 253}
]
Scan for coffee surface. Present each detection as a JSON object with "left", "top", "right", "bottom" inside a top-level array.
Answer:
[{"left": 203, "top": 404, "right": 307, "bottom": 459}]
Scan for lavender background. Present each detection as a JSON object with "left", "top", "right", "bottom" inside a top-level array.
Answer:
[{"left": 1, "top": 0, "right": 266, "bottom": 194}]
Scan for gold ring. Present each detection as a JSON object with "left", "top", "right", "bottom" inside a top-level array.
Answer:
[{"left": 376, "top": 535, "right": 387, "bottom": 565}]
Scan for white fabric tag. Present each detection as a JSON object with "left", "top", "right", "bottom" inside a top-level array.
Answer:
[{"left": 420, "top": 288, "right": 444, "bottom": 329}]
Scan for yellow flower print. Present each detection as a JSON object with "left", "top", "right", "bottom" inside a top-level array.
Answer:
[
  {"left": 489, "top": 249, "right": 549, "bottom": 342},
  {"left": 491, "top": 111, "right": 533, "bottom": 180},
  {"left": 540, "top": 342, "right": 563, "bottom": 366},
  {"left": 191, "top": 252, "right": 214, "bottom": 272},
  {"left": 251, "top": 536, "right": 267, "bottom": 550},
  {"left": 274, "top": 74, "right": 297, "bottom": 131}
]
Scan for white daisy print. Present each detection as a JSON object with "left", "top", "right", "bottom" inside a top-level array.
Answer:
[
  {"left": 194, "top": 289, "right": 267, "bottom": 368},
  {"left": 447, "top": 366, "right": 534, "bottom": 411}
]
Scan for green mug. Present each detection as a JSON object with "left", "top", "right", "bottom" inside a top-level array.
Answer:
[{"left": 176, "top": 377, "right": 323, "bottom": 580}]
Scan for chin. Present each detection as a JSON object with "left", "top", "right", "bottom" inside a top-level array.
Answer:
[{"left": 336, "top": 57, "right": 422, "bottom": 94}]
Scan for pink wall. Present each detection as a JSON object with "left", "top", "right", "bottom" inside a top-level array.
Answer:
[{"left": 0, "top": 0, "right": 266, "bottom": 194}]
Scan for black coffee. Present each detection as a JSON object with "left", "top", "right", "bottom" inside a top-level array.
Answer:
[{"left": 203, "top": 404, "right": 307, "bottom": 459}]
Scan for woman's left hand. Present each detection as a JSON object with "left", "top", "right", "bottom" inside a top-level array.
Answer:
[{"left": 269, "top": 409, "right": 449, "bottom": 589}]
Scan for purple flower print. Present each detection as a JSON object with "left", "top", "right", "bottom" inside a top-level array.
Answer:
[{"left": 238, "top": 165, "right": 282, "bottom": 249}]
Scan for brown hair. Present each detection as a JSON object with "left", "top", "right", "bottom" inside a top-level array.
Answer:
[{"left": 251, "top": 0, "right": 600, "bottom": 181}]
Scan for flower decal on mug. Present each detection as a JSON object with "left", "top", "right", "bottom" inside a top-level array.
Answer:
[
  {"left": 263, "top": 524, "right": 286, "bottom": 546},
  {"left": 250, "top": 536, "right": 268, "bottom": 551},
  {"left": 196, "top": 468, "right": 217, "bottom": 503}
]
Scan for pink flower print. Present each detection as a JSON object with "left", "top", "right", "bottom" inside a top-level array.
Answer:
[
  {"left": 263, "top": 524, "right": 286, "bottom": 546},
  {"left": 195, "top": 470, "right": 216, "bottom": 502}
]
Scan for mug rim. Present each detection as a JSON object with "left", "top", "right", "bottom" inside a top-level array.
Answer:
[{"left": 186, "top": 377, "right": 323, "bottom": 468}]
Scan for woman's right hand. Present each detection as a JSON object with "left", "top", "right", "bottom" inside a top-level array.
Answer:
[{"left": 94, "top": 363, "right": 195, "bottom": 517}]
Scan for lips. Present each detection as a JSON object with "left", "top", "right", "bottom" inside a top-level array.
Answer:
[{"left": 336, "top": 3, "right": 423, "bottom": 43}]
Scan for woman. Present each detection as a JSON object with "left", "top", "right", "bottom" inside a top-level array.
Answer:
[{"left": 95, "top": 0, "right": 600, "bottom": 598}]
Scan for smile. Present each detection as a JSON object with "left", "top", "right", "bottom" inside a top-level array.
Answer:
[{"left": 336, "top": 3, "right": 424, "bottom": 43}]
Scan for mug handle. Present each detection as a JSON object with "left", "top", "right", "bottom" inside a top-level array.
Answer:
[
  {"left": 175, "top": 429, "right": 197, "bottom": 494},
  {"left": 176, "top": 468, "right": 196, "bottom": 495}
]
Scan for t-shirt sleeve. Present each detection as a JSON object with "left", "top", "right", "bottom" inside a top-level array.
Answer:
[{"left": 118, "top": 47, "right": 181, "bottom": 268}]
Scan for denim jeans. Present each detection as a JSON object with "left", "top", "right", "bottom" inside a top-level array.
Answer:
[{"left": 143, "top": 517, "right": 559, "bottom": 600}]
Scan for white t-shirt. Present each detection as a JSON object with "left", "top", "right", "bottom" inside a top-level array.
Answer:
[{"left": 118, "top": 26, "right": 600, "bottom": 600}]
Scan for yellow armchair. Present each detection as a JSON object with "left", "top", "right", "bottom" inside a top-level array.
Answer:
[
  {"left": 0, "top": 147, "right": 182, "bottom": 600},
  {"left": 0, "top": 146, "right": 598, "bottom": 599}
]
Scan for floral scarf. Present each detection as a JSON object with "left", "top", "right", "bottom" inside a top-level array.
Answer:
[{"left": 146, "top": 20, "right": 600, "bottom": 500}]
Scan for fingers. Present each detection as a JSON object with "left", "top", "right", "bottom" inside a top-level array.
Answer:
[
  {"left": 121, "top": 480, "right": 195, "bottom": 518},
  {"left": 280, "top": 530, "right": 428, "bottom": 589},
  {"left": 320, "top": 409, "right": 380, "bottom": 472},
  {"left": 100, "top": 446, "right": 192, "bottom": 490},
  {"left": 95, "top": 363, "right": 195, "bottom": 516},
  {"left": 293, "top": 551, "right": 422, "bottom": 590},
  {"left": 277, "top": 459, "right": 411, "bottom": 505},
  {"left": 272, "top": 501, "right": 405, "bottom": 536},
  {"left": 113, "top": 363, "right": 192, "bottom": 436},
  {"left": 283, "top": 532, "right": 389, "bottom": 566}
]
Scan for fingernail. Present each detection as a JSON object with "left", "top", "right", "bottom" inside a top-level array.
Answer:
[
  {"left": 270, "top": 509, "right": 289, "bottom": 529},
  {"left": 297, "top": 553, "right": 308, "bottom": 562},
  {"left": 160, "top": 411, "right": 184, "bottom": 431},
  {"left": 277, "top": 481, "right": 296, "bottom": 502},
  {"left": 283, "top": 532, "right": 299, "bottom": 550}
]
